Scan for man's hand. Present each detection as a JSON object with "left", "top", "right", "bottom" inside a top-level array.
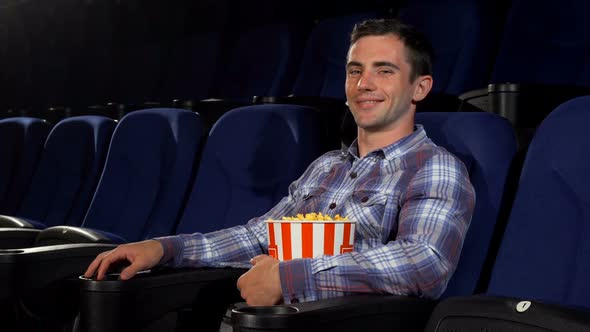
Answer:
[
  {"left": 237, "top": 255, "right": 283, "bottom": 306},
  {"left": 83, "top": 240, "right": 164, "bottom": 281}
]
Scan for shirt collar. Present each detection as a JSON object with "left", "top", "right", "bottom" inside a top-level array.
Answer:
[{"left": 342, "top": 124, "right": 428, "bottom": 161}]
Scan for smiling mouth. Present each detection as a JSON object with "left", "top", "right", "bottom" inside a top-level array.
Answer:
[{"left": 356, "top": 100, "right": 383, "bottom": 109}]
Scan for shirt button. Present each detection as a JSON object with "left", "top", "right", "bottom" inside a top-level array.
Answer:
[
  {"left": 350, "top": 172, "right": 357, "bottom": 179},
  {"left": 361, "top": 196, "right": 369, "bottom": 203},
  {"left": 329, "top": 202, "right": 337, "bottom": 209},
  {"left": 291, "top": 298, "right": 300, "bottom": 303}
]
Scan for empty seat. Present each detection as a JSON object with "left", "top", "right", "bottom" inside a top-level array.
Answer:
[
  {"left": 491, "top": 0, "right": 590, "bottom": 88},
  {"left": 0, "top": 116, "right": 116, "bottom": 234},
  {"left": 0, "top": 108, "right": 203, "bottom": 331},
  {"left": 398, "top": 0, "right": 497, "bottom": 96},
  {"left": 425, "top": 95, "right": 590, "bottom": 331},
  {"left": 291, "top": 12, "right": 377, "bottom": 101},
  {"left": 176, "top": 103, "right": 326, "bottom": 234},
  {"left": 208, "top": 22, "right": 311, "bottom": 101},
  {"left": 78, "top": 104, "right": 329, "bottom": 331},
  {"left": 54, "top": 108, "right": 203, "bottom": 244},
  {"left": 0, "top": 117, "right": 52, "bottom": 215}
]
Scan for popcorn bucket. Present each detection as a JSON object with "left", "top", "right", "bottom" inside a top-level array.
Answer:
[{"left": 265, "top": 220, "right": 356, "bottom": 261}]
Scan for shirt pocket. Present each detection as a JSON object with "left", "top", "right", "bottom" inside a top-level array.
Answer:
[
  {"left": 293, "top": 186, "right": 326, "bottom": 213},
  {"left": 347, "top": 190, "right": 388, "bottom": 241}
]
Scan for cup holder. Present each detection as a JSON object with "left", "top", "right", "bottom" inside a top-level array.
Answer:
[
  {"left": 236, "top": 306, "right": 299, "bottom": 315},
  {"left": 0, "top": 249, "right": 24, "bottom": 254}
]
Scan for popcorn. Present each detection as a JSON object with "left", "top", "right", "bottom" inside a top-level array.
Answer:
[{"left": 280, "top": 213, "right": 349, "bottom": 221}]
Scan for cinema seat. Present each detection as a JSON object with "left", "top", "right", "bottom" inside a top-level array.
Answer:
[
  {"left": 230, "top": 111, "right": 516, "bottom": 332},
  {"left": 0, "top": 116, "right": 116, "bottom": 249},
  {"left": 424, "top": 96, "right": 590, "bottom": 331}
]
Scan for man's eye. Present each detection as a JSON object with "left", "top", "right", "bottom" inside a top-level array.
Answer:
[
  {"left": 348, "top": 69, "right": 361, "bottom": 75},
  {"left": 378, "top": 69, "right": 393, "bottom": 75}
]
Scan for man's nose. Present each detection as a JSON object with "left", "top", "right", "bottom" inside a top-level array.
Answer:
[{"left": 357, "top": 72, "right": 376, "bottom": 91}]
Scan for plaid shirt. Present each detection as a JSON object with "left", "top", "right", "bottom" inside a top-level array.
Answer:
[{"left": 156, "top": 125, "right": 475, "bottom": 303}]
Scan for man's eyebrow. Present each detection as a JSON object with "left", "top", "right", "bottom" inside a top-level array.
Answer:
[
  {"left": 345, "top": 61, "right": 400, "bottom": 70},
  {"left": 373, "top": 61, "right": 400, "bottom": 70},
  {"left": 346, "top": 61, "right": 362, "bottom": 68}
]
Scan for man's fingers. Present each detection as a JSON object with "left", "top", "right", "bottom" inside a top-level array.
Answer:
[
  {"left": 83, "top": 250, "right": 110, "bottom": 278},
  {"left": 119, "top": 261, "right": 144, "bottom": 280},
  {"left": 95, "top": 250, "right": 127, "bottom": 280},
  {"left": 250, "top": 254, "right": 268, "bottom": 265}
]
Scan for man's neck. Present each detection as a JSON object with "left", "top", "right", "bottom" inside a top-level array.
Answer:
[{"left": 357, "top": 116, "right": 415, "bottom": 158}]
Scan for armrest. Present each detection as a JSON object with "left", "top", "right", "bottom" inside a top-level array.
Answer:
[
  {"left": 34, "top": 225, "right": 120, "bottom": 246},
  {"left": 232, "top": 294, "right": 437, "bottom": 332},
  {"left": 460, "top": 83, "right": 590, "bottom": 128},
  {"left": 0, "top": 243, "right": 116, "bottom": 301},
  {"left": 0, "top": 214, "right": 37, "bottom": 228},
  {"left": 78, "top": 267, "right": 246, "bottom": 332},
  {"left": 425, "top": 295, "right": 590, "bottom": 331},
  {"left": 0, "top": 228, "right": 41, "bottom": 249}
]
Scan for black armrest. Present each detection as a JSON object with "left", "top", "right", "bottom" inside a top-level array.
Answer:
[
  {"left": 232, "top": 294, "right": 437, "bottom": 332},
  {"left": 78, "top": 267, "right": 246, "bottom": 332},
  {"left": 460, "top": 83, "right": 590, "bottom": 128},
  {"left": 0, "top": 228, "right": 41, "bottom": 249},
  {"left": 0, "top": 214, "right": 36, "bottom": 228},
  {"left": 34, "top": 226, "right": 116, "bottom": 246},
  {"left": 0, "top": 243, "right": 116, "bottom": 302},
  {"left": 425, "top": 295, "right": 590, "bottom": 331}
]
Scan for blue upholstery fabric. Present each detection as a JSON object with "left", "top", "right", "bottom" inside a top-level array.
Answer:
[
  {"left": 291, "top": 13, "right": 377, "bottom": 100},
  {"left": 157, "top": 3, "right": 230, "bottom": 102},
  {"left": 80, "top": 108, "right": 202, "bottom": 242},
  {"left": 210, "top": 22, "right": 310, "bottom": 100},
  {"left": 416, "top": 112, "right": 516, "bottom": 297},
  {"left": 16, "top": 116, "right": 116, "bottom": 228},
  {"left": 399, "top": 0, "right": 496, "bottom": 95},
  {"left": 491, "top": 0, "right": 590, "bottom": 88},
  {"left": 0, "top": 117, "right": 52, "bottom": 215},
  {"left": 176, "top": 104, "right": 325, "bottom": 234},
  {"left": 487, "top": 96, "right": 590, "bottom": 309}
]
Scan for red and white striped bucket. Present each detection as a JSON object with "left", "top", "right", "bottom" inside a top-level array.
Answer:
[{"left": 265, "top": 220, "right": 356, "bottom": 261}]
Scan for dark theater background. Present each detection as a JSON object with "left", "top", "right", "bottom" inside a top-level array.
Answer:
[{"left": 1, "top": 0, "right": 589, "bottom": 331}]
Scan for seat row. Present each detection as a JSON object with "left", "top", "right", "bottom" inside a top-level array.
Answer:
[
  {"left": 76, "top": 95, "right": 590, "bottom": 332},
  {"left": 1, "top": 95, "right": 589, "bottom": 331}
]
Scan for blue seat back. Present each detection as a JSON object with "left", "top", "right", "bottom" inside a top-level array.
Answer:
[
  {"left": 487, "top": 96, "right": 590, "bottom": 309},
  {"left": 17, "top": 116, "right": 116, "bottom": 228},
  {"left": 0, "top": 117, "right": 52, "bottom": 215},
  {"left": 399, "top": 0, "right": 497, "bottom": 95},
  {"left": 291, "top": 13, "right": 377, "bottom": 100},
  {"left": 210, "top": 22, "right": 310, "bottom": 100},
  {"left": 416, "top": 112, "right": 516, "bottom": 297},
  {"left": 81, "top": 108, "right": 202, "bottom": 242},
  {"left": 176, "top": 104, "right": 324, "bottom": 234},
  {"left": 491, "top": 0, "right": 590, "bottom": 88}
]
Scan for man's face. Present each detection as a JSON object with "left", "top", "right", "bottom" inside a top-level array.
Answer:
[{"left": 345, "top": 34, "right": 423, "bottom": 132}]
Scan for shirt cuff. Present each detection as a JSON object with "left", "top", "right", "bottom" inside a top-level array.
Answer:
[
  {"left": 154, "top": 236, "right": 185, "bottom": 266},
  {"left": 279, "top": 258, "right": 317, "bottom": 303}
]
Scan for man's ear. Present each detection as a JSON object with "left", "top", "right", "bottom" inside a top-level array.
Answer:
[{"left": 412, "top": 75, "right": 433, "bottom": 102}]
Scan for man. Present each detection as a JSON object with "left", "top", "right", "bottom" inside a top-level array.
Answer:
[{"left": 84, "top": 18, "right": 475, "bottom": 306}]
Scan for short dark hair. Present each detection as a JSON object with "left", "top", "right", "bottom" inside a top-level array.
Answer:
[{"left": 350, "top": 18, "right": 434, "bottom": 82}]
